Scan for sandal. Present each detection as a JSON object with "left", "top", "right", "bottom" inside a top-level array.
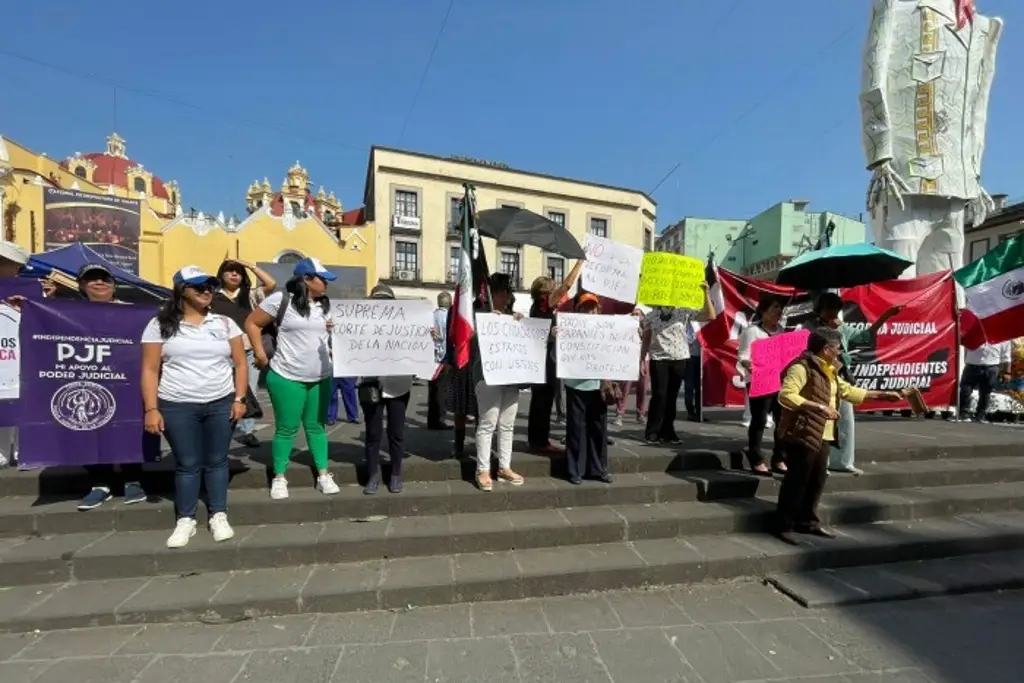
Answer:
[
  {"left": 476, "top": 472, "right": 493, "bottom": 492},
  {"left": 497, "top": 468, "right": 524, "bottom": 486}
]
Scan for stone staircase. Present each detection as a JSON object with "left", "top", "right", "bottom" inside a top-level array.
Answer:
[{"left": 1, "top": 429, "right": 1023, "bottom": 633}]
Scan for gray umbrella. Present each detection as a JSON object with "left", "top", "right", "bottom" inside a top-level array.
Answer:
[{"left": 475, "top": 207, "right": 585, "bottom": 259}]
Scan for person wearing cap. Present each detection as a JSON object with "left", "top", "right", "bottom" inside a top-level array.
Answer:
[
  {"left": 141, "top": 266, "right": 248, "bottom": 548},
  {"left": 211, "top": 258, "right": 277, "bottom": 447},
  {"left": 358, "top": 283, "right": 415, "bottom": 494},
  {"left": 558, "top": 292, "right": 613, "bottom": 485},
  {"left": 472, "top": 273, "right": 526, "bottom": 492},
  {"left": 75, "top": 262, "right": 148, "bottom": 510},
  {"left": 244, "top": 257, "right": 340, "bottom": 499}
]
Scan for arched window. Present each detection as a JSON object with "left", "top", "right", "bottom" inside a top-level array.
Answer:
[
  {"left": 276, "top": 250, "right": 304, "bottom": 265},
  {"left": 74, "top": 166, "right": 87, "bottom": 178},
  {"left": 133, "top": 177, "right": 147, "bottom": 193},
  {"left": 324, "top": 210, "right": 335, "bottom": 223}
]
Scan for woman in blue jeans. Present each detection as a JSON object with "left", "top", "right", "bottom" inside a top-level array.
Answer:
[{"left": 141, "top": 266, "right": 249, "bottom": 549}]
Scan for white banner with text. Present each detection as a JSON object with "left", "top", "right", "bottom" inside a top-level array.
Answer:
[
  {"left": 330, "top": 299, "right": 434, "bottom": 377},
  {"left": 555, "top": 313, "right": 641, "bottom": 381},
  {"left": 476, "top": 313, "right": 550, "bottom": 385}
]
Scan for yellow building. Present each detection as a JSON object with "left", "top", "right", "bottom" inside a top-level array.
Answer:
[
  {"left": 0, "top": 133, "right": 375, "bottom": 291},
  {"left": 362, "top": 146, "right": 657, "bottom": 297},
  {"left": 964, "top": 194, "right": 1023, "bottom": 263}
]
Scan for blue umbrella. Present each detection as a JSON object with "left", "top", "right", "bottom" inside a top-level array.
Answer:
[{"left": 777, "top": 243, "right": 914, "bottom": 289}]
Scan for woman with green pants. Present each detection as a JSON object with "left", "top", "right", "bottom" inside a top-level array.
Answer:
[{"left": 245, "top": 257, "right": 340, "bottom": 499}]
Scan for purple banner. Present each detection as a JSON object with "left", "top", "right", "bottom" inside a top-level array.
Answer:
[
  {"left": 0, "top": 278, "right": 44, "bottom": 301},
  {"left": 17, "top": 298, "right": 156, "bottom": 467}
]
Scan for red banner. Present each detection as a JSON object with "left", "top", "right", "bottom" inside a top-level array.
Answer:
[{"left": 699, "top": 269, "right": 958, "bottom": 412}]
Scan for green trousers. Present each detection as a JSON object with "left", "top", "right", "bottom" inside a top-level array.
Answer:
[{"left": 265, "top": 369, "right": 331, "bottom": 474}]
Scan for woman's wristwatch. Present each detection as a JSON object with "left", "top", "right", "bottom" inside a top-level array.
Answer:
[{"left": 234, "top": 396, "right": 247, "bottom": 405}]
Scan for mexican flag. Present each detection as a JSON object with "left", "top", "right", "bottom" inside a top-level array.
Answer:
[
  {"left": 954, "top": 234, "right": 1024, "bottom": 349},
  {"left": 448, "top": 185, "right": 490, "bottom": 368}
]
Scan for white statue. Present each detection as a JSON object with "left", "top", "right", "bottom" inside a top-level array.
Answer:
[{"left": 860, "top": 0, "right": 1003, "bottom": 277}]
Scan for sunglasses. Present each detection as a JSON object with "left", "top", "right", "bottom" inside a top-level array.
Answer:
[{"left": 187, "top": 283, "right": 218, "bottom": 294}]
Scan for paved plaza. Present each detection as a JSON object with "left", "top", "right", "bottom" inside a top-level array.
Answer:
[{"left": 0, "top": 579, "right": 1018, "bottom": 683}]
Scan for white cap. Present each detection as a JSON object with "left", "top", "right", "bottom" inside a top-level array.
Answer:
[{"left": 0, "top": 241, "right": 29, "bottom": 266}]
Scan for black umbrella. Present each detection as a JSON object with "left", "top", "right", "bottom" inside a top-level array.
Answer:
[{"left": 475, "top": 207, "right": 585, "bottom": 259}]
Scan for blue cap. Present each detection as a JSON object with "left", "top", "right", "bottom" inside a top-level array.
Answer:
[
  {"left": 293, "top": 257, "right": 337, "bottom": 281},
  {"left": 173, "top": 265, "right": 220, "bottom": 288}
]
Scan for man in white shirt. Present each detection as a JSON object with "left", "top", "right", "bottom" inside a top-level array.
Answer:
[{"left": 958, "top": 341, "right": 1012, "bottom": 422}]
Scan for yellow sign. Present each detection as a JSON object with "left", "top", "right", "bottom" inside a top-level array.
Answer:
[{"left": 637, "top": 252, "right": 705, "bottom": 309}]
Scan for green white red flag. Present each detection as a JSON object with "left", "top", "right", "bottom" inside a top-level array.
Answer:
[{"left": 954, "top": 234, "right": 1024, "bottom": 349}]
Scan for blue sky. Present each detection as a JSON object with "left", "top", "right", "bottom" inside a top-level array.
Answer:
[{"left": 3, "top": 0, "right": 1021, "bottom": 231}]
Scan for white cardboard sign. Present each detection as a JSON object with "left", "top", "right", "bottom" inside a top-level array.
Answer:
[
  {"left": 582, "top": 234, "right": 643, "bottom": 304},
  {"left": 476, "top": 313, "right": 551, "bottom": 385},
  {"left": 555, "top": 313, "right": 641, "bottom": 381},
  {"left": 330, "top": 299, "right": 434, "bottom": 377}
]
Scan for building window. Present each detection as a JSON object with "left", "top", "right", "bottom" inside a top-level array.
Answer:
[
  {"left": 499, "top": 250, "right": 520, "bottom": 287},
  {"left": 324, "top": 210, "right": 335, "bottom": 223},
  {"left": 394, "top": 190, "right": 419, "bottom": 218},
  {"left": 449, "top": 196, "right": 463, "bottom": 230},
  {"left": 276, "top": 250, "right": 304, "bottom": 264},
  {"left": 289, "top": 201, "right": 302, "bottom": 217},
  {"left": 394, "top": 240, "right": 419, "bottom": 275},
  {"left": 644, "top": 227, "right": 653, "bottom": 252},
  {"left": 998, "top": 231, "right": 1021, "bottom": 244},
  {"left": 546, "top": 255, "right": 565, "bottom": 283},
  {"left": 133, "top": 177, "right": 146, "bottom": 193},
  {"left": 589, "top": 217, "right": 608, "bottom": 238},
  {"left": 547, "top": 211, "right": 565, "bottom": 228},
  {"left": 448, "top": 244, "right": 460, "bottom": 282},
  {"left": 74, "top": 166, "right": 87, "bottom": 178}
]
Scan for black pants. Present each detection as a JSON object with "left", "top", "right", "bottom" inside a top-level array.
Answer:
[
  {"left": 427, "top": 366, "right": 451, "bottom": 427},
  {"left": 646, "top": 359, "right": 687, "bottom": 440},
  {"left": 528, "top": 380, "right": 557, "bottom": 448},
  {"left": 747, "top": 392, "right": 784, "bottom": 469},
  {"left": 554, "top": 380, "right": 564, "bottom": 420},
  {"left": 565, "top": 387, "right": 608, "bottom": 480},
  {"left": 363, "top": 393, "right": 409, "bottom": 477},
  {"left": 85, "top": 463, "right": 144, "bottom": 492},
  {"left": 683, "top": 356, "right": 701, "bottom": 417},
  {"left": 959, "top": 363, "right": 998, "bottom": 419},
  {"left": 776, "top": 440, "right": 831, "bottom": 533}
]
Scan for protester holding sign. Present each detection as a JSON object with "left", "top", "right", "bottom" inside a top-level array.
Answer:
[
  {"left": 73, "top": 263, "right": 149, "bottom": 510},
  {"left": 640, "top": 283, "right": 715, "bottom": 444},
  {"left": 211, "top": 258, "right": 276, "bottom": 447},
  {"left": 358, "top": 284, "right": 414, "bottom": 495},
  {"left": 473, "top": 273, "right": 526, "bottom": 492},
  {"left": 774, "top": 328, "right": 900, "bottom": 545},
  {"left": 141, "top": 266, "right": 248, "bottom": 548},
  {"left": 245, "top": 258, "right": 340, "bottom": 500},
  {"left": 559, "top": 293, "right": 613, "bottom": 485},
  {"left": 737, "top": 295, "right": 786, "bottom": 476}
]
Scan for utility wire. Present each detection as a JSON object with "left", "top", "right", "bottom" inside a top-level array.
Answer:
[
  {"left": 647, "top": 20, "right": 859, "bottom": 196},
  {"left": 0, "top": 49, "right": 368, "bottom": 154},
  {"left": 398, "top": 0, "right": 455, "bottom": 144}
]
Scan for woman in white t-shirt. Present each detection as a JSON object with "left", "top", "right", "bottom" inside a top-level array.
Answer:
[
  {"left": 244, "top": 257, "right": 340, "bottom": 500},
  {"left": 736, "top": 295, "right": 786, "bottom": 476},
  {"left": 141, "top": 266, "right": 249, "bottom": 549}
]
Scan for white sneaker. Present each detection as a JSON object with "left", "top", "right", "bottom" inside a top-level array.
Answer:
[
  {"left": 166, "top": 518, "right": 197, "bottom": 549},
  {"left": 270, "top": 477, "right": 289, "bottom": 500},
  {"left": 317, "top": 473, "right": 340, "bottom": 495},
  {"left": 208, "top": 512, "right": 235, "bottom": 542}
]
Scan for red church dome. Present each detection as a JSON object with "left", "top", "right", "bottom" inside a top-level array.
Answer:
[{"left": 62, "top": 133, "right": 172, "bottom": 201}]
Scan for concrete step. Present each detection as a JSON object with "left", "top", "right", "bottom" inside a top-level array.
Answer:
[
  {"left": 2, "top": 511, "right": 1023, "bottom": 634},
  {"left": 1, "top": 437, "right": 1015, "bottom": 496},
  {"left": 3, "top": 457, "right": 1024, "bottom": 538},
  {"left": 767, "top": 549, "right": 1024, "bottom": 608},
  {"left": 4, "top": 481, "right": 1024, "bottom": 586}
]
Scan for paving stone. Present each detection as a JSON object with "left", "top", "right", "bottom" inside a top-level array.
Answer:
[
  {"left": 0, "top": 660, "right": 53, "bottom": 681},
  {"left": 236, "top": 523, "right": 322, "bottom": 569},
  {"left": 213, "top": 614, "right": 316, "bottom": 651},
  {"left": 0, "top": 633, "right": 32, "bottom": 661},
  {"left": 14, "top": 625, "right": 140, "bottom": 659},
  {"left": 134, "top": 653, "right": 250, "bottom": 683},
  {"left": 540, "top": 595, "right": 621, "bottom": 633},
  {"left": 116, "top": 622, "right": 223, "bottom": 655},
  {"left": 426, "top": 637, "right": 518, "bottom": 683},
  {"left": 301, "top": 562, "right": 381, "bottom": 613},
  {"left": 236, "top": 647, "right": 341, "bottom": 682},
  {"left": 379, "top": 555, "right": 454, "bottom": 609},
  {"left": 768, "top": 572, "right": 872, "bottom": 608},
  {"left": 840, "top": 671, "right": 937, "bottom": 683},
  {"left": 452, "top": 550, "right": 521, "bottom": 602},
  {"left": 469, "top": 599, "right": 549, "bottom": 637},
  {"left": 0, "top": 583, "right": 60, "bottom": 626},
  {"left": 18, "top": 578, "right": 150, "bottom": 630},
  {"left": 386, "top": 514, "right": 452, "bottom": 557},
  {"left": 591, "top": 628, "right": 698, "bottom": 682},
  {"left": 510, "top": 633, "right": 612, "bottom": 683},
  {"left": 837, "top": 566, "right": 945, "bottom": 601},
  {"left": 665, "top": 623, "right": 778, "bottom": 683},
  {"left": 209, "top": 567, "right": 311, "bottom": 617},
  {"left": 449, "top": 511, "right": 513, "bottom": 554},
  {"left": 733, "top": 618, "right": 860, "bottom": 677},
  {"left": 603, "top": 589, "right": 692, "bottom": 627},
  {"left": 336, "top": 641, "right": 427, "bottom": 683},
  {"left": 32, "top": 655, "right": 152, "bottom": 683},
  {"left": 812, "top": 614, "right": 922, "bottom": 670},
  {"left": 115, "top": 572, "right": 227, "bottom": 624},
  {"left": 389, "top": 604, "right": 471, "bottom": 641},
  {"left": 303, "top": 611, "right": 395, "bottom": 646}
]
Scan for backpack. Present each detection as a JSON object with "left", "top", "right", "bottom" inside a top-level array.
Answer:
[{"left": 264, "top": 292, "right": 290, "bottom": 359}]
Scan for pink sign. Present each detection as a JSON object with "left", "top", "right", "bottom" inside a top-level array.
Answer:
[{"left": 749, "top": 328, "right": 810, "bottom": 398}]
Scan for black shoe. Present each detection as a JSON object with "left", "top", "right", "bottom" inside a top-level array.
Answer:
[
  {"left": 363, "top": 473, "right": 381, "bottom": 495},
  {"left": 568, "top": 476, "right": 583, "bottom": 485},
  {"left": 799, "top": 527, "right": 836, "bottom": 539},
  {"left": 644, "top": 436, "right": 662, "bottom": 445},
  {"left": 664, "top": 436, "right": 682, "bottom": 445},
  {"left": 593, "top": 472, "right": 613, "bottom": 484},
  {"left": 774, "top": 531, "right": 800, "bottom": 546},
  {"left": 751, "top": 467, "right": 774, "bottom": 478},
  {"left": 606, "top": 436, "right": 615, "bottom": 445}
]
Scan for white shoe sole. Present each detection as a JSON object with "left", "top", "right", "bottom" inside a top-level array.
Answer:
[{"left": 167, "top": 526, "right": 196, "bottom": 549}]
